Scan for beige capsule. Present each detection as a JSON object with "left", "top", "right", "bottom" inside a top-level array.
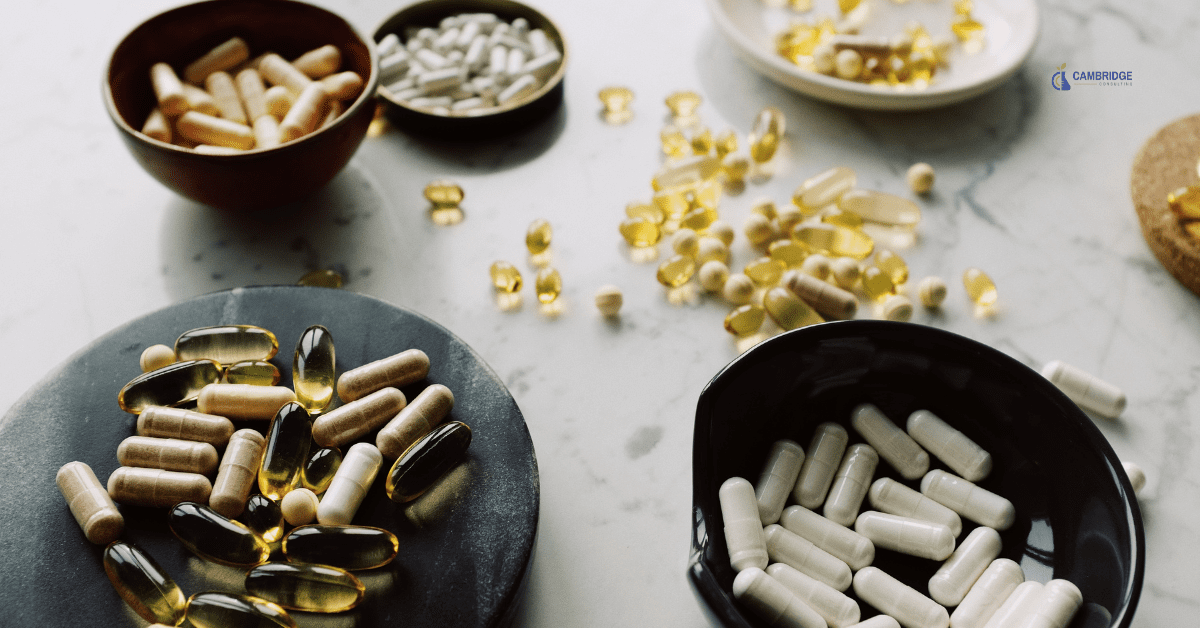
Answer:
[
  {"left": 141, "top": 108, "right": 171, "bottom": 143},
  {"left": 320, "top": 71, "right": 364, "bottom": 101},
  {"left": 117, "top": 436, "right": 219, "bottom": 475},
  {"left": 783, "top": 270, "right": 858, "bottom": 320},
  {"left": 56, "top": 461, "right": 124, "bottom": 544},
  {"left": 175, "top": 111, "right": 254, "bottom": 150},
  {"left": 235, "top": 68, "right": 270, "bottom": 121},
  {"left": 137, "top": 406, "right": 234, "bottom": 447},
  {"left": 181, "top": 84, "right": 220, "bottom": 116},
  {"left": 279, "top": 83, "right": 328, "bottom": 142},
  {"left": 264, "top": 85, "right": 295, "bottom": 118},
  {"left": 252, "top": 115, "right": 281, "bottom": 149},
  {"left": 205, "top": 71, "right": 248, "bottom": 124},
  {"left": 259, "top": 53, "right": 314, "bottom": 94},
  {"left": 210, "top": 429, "right": 267, "bottom": 518},
  {"left": 313, "top": 387, "right": 407, "bottom": 448},
  {"left": 337, "top": 349, "right": 430, "bottom": 402},
  {"left": 107, "top": 467, "right": 212, "bottom": 508},
  {"left": 293, "top": 44, "right": 342, "bottom": 79},
  {"left": 150, "top": 62, "right": 187, "bottom": 117},
  {"left": 183, "top": 36, "right": 250, "bottom": 84},
  {"left": 197, "top": 383, "right": 297, "bottom": 420},
  {"left": 377, "top": 384, "right": 454, "bottom": 458}
]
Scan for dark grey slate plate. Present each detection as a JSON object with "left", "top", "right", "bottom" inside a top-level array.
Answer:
[{"left": 0, "top": 285, "right": 538, "bottom": 627}]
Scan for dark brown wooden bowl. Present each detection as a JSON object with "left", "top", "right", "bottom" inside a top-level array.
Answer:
[{"left": 104, "top": 0, "right": 380, "bottom": 210}]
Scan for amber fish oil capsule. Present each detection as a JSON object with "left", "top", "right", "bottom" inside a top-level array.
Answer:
[
  {"left": 526, "top": 218, "right": 552, "bottom": 254},
  {"left": 175, "top": 325, "right": 279, "bottom": 364},
  {"left": 104, "top": 541, "right": 187, "bottom": 625},
  {"left": 259, "top": 402, "right": 314, "bottom": 500},
  {"left": 748, "top": 106, "right": 786, "bottom": 163},
  {"left": 240, "top": 494, "right": 284, "bottom": 543},
  {"left": 337, "top": 349, "right": 430, "bottom": 402},
  {"left": 57, "top": 461, "right": 123, "bottom": 545},
  {"left": 732, "top": 567, "right": 826, "bottom": 628},
  {"left": 386, "top": 421, "right": 472, "bottom": 503},
  {"left": 224, "top": 359, "right": 281, "bottom": 386},
  {"left": 779, "top": 505, "right": 874, "bottom": 571},
  {"left": 950, "top": 558, "right": 1024, "bottom": 628},
  {"left": 117, "top": 436, "right": 219, "bottom": 475},
  {"left": 107, "top": 467, "right": 212, "bottom": 508},
  {"left": 852, "top": 567, "right": 949, "bottom": 628},
  {"left": 210, "top": 429, "right": 266, "bottom": 518},
  {"left": 119, "top": 359, "right": 223, "bottom": 414},
  {"left": 792, "top": 224, "right": 874, "bottom": 261},
  {"left": 755, "top": 439, "right": 805, "bottom": 525},
  {"left": 837, "top": 190, "right": 922, "bottom": 228},
  {"left": 170, "top": 502, "right": 270, "bottom": 567},
  {"left": 293, "top": 325, "right": 335, "bottom": 413},
  {"left": 928, "top": 526, "right": 1002, "bottom": 607},
  {"left": 794, "top": 422, "right": 849, "bottom": 509},
  {"left": 824, "top": 443, "right": 878, "bottom": 527},
  {"left": 853, "top": 511, "right": 955, "bottom": 561},
  {"left": 764, "top": 524, "right": 853, "bottom": 591},
  {"left": 657, "top": 254, "right": 697, "bottom": 288},
  {"left": 185, "top": 592, "right": 295, "bottom": 628},
  {"left": 794, "top": 167, "right": 856, "bottom": 210},
  {"left": 906, "top": 410, "right": 992, "bottom": 481},
  {"left": 724, "top": 304, "right": 766, "bottom": 336},
  {"left": 376, "top": 384, "right": 454, "bottom": 458},
  {"left": 303, "top": 446, "right": 343, "bottom": 494},
  {"left": 535, "top": 267, "right": 563, "bottom": 303},
  {"left": 283, "top": 524, "right": 400, "bottom": 570},
  {"left": 921, "top": 469, "right": 1015, "bottom": 530},
  {"left": 851, "top": 403, "right": 930, "bottom": 480},
  {"left": 490, "top": 261, "right": 523, "bottom": 292},
  {"left": 245, "top": 563, "right": 365, "bottom": 613},
  {"left": 1040, "top": 360, "right": 1126, "bottom": 419},
  {"left": 318, "top": 443, "right": 382, "bottom": 524},
  {"left": 764, "top": 286, "right": 824, "bottom": 331},
  {"left": 962, "top": 268, "right": 998, "bottom": 305}
]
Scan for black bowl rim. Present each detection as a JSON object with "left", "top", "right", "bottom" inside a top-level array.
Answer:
[
  {"left": 688, "top": 319, "right": 1145, "bottom": 628},
  {"left": 101, "top": 0, "right": 381, "bottom": 158}
]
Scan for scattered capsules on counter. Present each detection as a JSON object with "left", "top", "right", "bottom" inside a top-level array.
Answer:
[
  {"left": 377, "top": 13, "right": 563, "bottom": 115},
  {"left": 56, "top": 321, "right": 473, "bottom": 625},
  {"left": 720, "top": 404, "right": 1086, "bottom": 628}
]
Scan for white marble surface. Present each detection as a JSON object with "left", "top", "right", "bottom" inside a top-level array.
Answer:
[{"left": 2, "top": 0, "right": 1197, "bottom": 625}]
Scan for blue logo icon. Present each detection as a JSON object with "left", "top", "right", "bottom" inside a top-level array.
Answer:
[{"left": 1052, "top": 63, "right": 1071, "bottom": 91}]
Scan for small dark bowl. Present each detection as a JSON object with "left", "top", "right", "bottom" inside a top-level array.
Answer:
[
  {"left": 374, "top": 0, "right": 567, "bottom": 138},
  {"left": 104, "top": 0, "right": 380, "bottom": 210},
  {"left": 689, "top": 321, "right": 1144, "bottom": 628}
]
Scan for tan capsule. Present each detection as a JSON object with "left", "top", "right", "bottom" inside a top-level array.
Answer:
[
  {"left": 783, "top": 270, "right": 858, "bottom": 320},
  {"left": 197, "top": 384, "right": 297, "bottom": 420},
  {"left": 259, "top": 53, "right": 314, "bottom": 94},
  {"left": 138, "top": 406, "right": 234, "bottom": 447},
  {"left": 205, "top": 71, "right": 248, "bottom": 124},
  {"left": 181, "top": 84, "right": 220, "bottom": 116},
  {"left": 117, "top": 436, "right": 219, "bottom": 475},
  {"left": 140, "top": 344, "right": 176, "bottom": 372},
  {"left": 264, "top": 85, "right": 295, "bottom": 118},
  {"left": 313, "top": 387, "right": 407, "bottom": 448},
  {"left": 210, "top": 429, "right": 267, "bottom": 518},
  {"left": 337, "top": 349, "right": 430, "bottom": 402},
  {"left": 56, "top": 462, "right": 123, "bottom": 544},
  {"left": 150, "top": 62, "right": 188, "bottom": 117},
  {"left": 320, "top": 71, "right": 364, "bottom": 101},
  {"left": 184, "top": 37, "right": 250, "bottom": 84},
  {"left": 293, "top": 44, "right": 342, "bottom": 79},
  {"left": 107, "top": 467, "right": 212, "bottom": 508},
  {"left": 376, "top": 384, "right": 454, "bottom": 458},
  {"left": 193, "top": 145, "right": 245, "bottom": 155},
  {"left": 279, "top": 83, "right": 328, "bottom": 142},
  {"left": 252, "top": 115, "right": 281, "bottom": 149},
  {"left": 235, "top": 68, "right": 269, "bottom": 121},
  {"left": 176, "top": 111, "right": 254, "bottom": 149},
  {"left": 141, "top": 108, "right": 171, "bottom": 143}
]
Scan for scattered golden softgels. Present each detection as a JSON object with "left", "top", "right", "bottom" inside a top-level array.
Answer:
[
  {"left": 598, "top": 86, "right": 634, "bottom": 124},
  {"left": 489, "top": 261, "right": 522, "bottom": 292},
  {"left": 657, "top": 255, "right": 697, "bottom": 288},
  {"left": 795, "top": 166, "right": 856, "bottom": 211},
  {"left": 962, "top": 268, "right": 998, "bottom": 305},
  {"left": 690, "top": 127, "right": 715, "bottom": 155},
  {"left": 626, "top": 201, "right": 664, "bottom": 224},
  {"left": 723, "top": 154, "right": 751, "bottom": 183},
  {"left": 665, "top": 90, "right": 702, "bottom": 119},
  {"left": 861, "top": 266, "right": 897, "bottom": 302},
  {"left": 768, "top": 240, "right": 807, "bottom": 268},
  {"left": 838, "top": 190, "right": 922, "bottom": 227},
  {"left": 661, "top": 126, "right": 690, "bottom": 158},
  {"left": 874, "top": 249, "right": 908, "bottom": 285},
  {"left": 724, "top": 304, "right": 766, "bottom": 336},
  {"left": 535, "top": 267, "right": 562, "bottom": 303},
  {"left": 748, "top": 107, "right": 785, "bottom": 163},
  {"left": 619, "top": 217, "right": 662, "bottom": 247},
  {"left": 792, "top": 224, "right": 874, "bottom": 260},
  {"left": 526, "top": 219, "right": 552, "bottom": 255},
  {"left": 715, "top": 129, "right": 739, "bottom": 159},
  {"left": 745, "top": 257, "right": 787, "bottom": 286}
]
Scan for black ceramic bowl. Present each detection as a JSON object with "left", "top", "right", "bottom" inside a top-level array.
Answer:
[{"left": 689, "top": 321, "right": 1143, "bottom": 628}]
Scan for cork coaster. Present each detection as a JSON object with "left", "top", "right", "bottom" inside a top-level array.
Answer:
[{"left": 1131, "top": 114, "right": 1200, "bottom": 297}]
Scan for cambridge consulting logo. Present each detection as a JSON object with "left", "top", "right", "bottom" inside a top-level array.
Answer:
[{"left": 1051, "top": 63, "right": 1071, "bottom": 91}]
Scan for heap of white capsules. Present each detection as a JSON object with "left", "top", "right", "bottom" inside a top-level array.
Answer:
[
  {"left": 376, "top": 13, "right": 562, "bottom": 115},
  {"left": 719, "top": 403, "right": 1096, "bottom": 628}
]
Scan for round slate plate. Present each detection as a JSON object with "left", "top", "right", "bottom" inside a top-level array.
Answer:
[{"left": 0, "top": 286, "right": 538, "bottom": 627}]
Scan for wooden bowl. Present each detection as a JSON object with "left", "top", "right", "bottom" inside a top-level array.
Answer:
[{"left": 104, "top": 0, "right": 380, "bottom": 210}]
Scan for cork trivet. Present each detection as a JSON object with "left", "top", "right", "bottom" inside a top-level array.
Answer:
[{"left": 1131, "top": 114, "right": 1200, "bottom": 297}]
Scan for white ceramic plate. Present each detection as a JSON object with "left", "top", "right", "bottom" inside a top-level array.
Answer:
[{"left": 706, "top": 0, "right": 1039, "bottom": 110}]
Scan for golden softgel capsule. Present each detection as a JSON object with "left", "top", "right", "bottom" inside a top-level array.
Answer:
[
  {"left": 138, "top": 406, "right": 234, "bottom": 446},
  {"left": 377, "top": 384, "right": 455, "bottom": 459},
  {"left": 245, "top": 563, "right": 365, "bottom": 613},
  {"left": 119, "top": 359, "right": 222, "bottom": 414},
  {"left": 424, "top": 180, "right": 464, "bottom": 208},
  {"left": 962, "top": 268, "right": 998, "bottom": 305},
  {"left": 489, "top": 261, "right": 523, "bottom": 292},
  {"left": 293, "top": 325, "right": 335, "bottom": 413},
  {"left": 283, "top": 525, "right": 399, "bottom": 570},
  {"left": 260, "top": 402, "right": 313, "bottom": 500},
  {"left": 313, "top": 387, "right": 406, "bottom": 448},
  {"left": 175, "top": 325, "right": 279, "bottom": 365},
  {"left": 337, "top": 349, "right": 430, "bottom": 402},
  {"left": 657, "top": 255, "right": 696, "bottom": 288},
  {"left": 103, "top": 541, "right": 186, "bottom": 626},
  {"left": 302, "top": 446, "right": 342, "bottom": 494},
  {"left": 185, "top": 592, "right": 295, "bottom": 628},
  {"left": 535, "top": 267, "right": 563, "bottom": 303},
  {"left": 57, "top": 461, "right": 123, "bottom": 544},
  {"left": 526, "top": 218, "right": 552, "bottom": 255},
  {"left": 107, "top": 467, "right": 212, "bottom": 508},
  {"left": 763, "top": 287, "right": 824, "bottom": 331},
  {"left": 239, "top": 494, "right": 284, "bottom": 543},
  {"left": 170, "top": 502, "right": 270, "bottom": 567},
  {"left": 386, "top": 421, "right": 472, "bottom": 503},
  {"left": 210, "top": 429, "right": 266, "bottom": 518},
  {"left": 117, "top": 436, "right": 219, "bottom": 475},
  {"left": 224, "top": 360, "right": 280, "bottom": 386},
  {"left": 792, "top": 224, "right": 874, "bottom": 260},
  {"left": 724, "top": 304, "right": 765, "bottom": 336},
  {"left": 748, "top": 107, "right": 785, "bottom": 163}
]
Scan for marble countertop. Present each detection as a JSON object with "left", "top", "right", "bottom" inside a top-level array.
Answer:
[{"left": 2, "top": 0, "right": 1196, "bottom": 625}]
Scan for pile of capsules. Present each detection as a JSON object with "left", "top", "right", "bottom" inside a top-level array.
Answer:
[
  {"left": 142, "top": 37, "right": 366, "bottom": 153},
  {"left": 377, "top": 12, "right": 562, "bottom": 115},
  {"left": 773, "top": 0, "right": 984, "bottom": 88},
  {"left": 489, "top": 218, "right": 564, "bottom": 305},
  {"left": 56, "top": 323, "right": 469, "bottom": 627},
  {"left": 719, "top": 403, "right": 1083, "bottom": 628}
]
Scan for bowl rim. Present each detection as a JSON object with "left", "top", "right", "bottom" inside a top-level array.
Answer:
[
  {"left": 101, "top": 0, "right": 381, "bottom": 158},
  {"left": 373, "top": 0, "right": 568, "bottom": 120},
  {"left": 688, "top": 319, "right": 1145, "bottom": 628}
]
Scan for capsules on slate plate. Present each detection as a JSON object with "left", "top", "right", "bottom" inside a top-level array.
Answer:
[
  {"left": 197, "top": 383, "right": 297, "bottom": 420},
  {"left": 103, "top": 541, "right": 187, "bottom": 626},
  {"left": 117, "top": 436, "right": 219, "bottom": 475},
  {"left": 293, "top": 325, "right": 335, "bottom": 414},
  {"left": 240, "top": 494, "right": 285, "bottom": 543},
  {"left": 337, "top": 349, "right": 430, "bottom": 402},
  {"left": 281, "top": 488, "right": 320, "bottom": 526},
  {"left": 282, "top": 524, "right": 399, "bottom": 570},
  {"left": 175, "top": 325, "right": 279, "bottom": 364},
  {"left": 169, "top": 502, "right": 270, "bottom": 567},
  {"left": 386, "top": 421, "right": 472, "bottom": 503},
  {"left": 376, "top": 384, "right": 455, "bottom": 458},
  {"left": 57, "top": 461, "right": 124, "bottom": 545},
  {"left": 719, "top": 477, "right": 769, "bottom": 572},
  {"left": 245, "top": 562, "right": 365, "bottom": 613},
  {"left": 302, "top": 446, "right": 343, "bottom": 494}
]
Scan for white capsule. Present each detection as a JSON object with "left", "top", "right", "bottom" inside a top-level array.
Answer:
[
  {"left": 868, "top": 477, "right": 961, "bottom": 537},
  {"left": 506, "top": 47, "right": 527, "bottom": 77},
  {"left": 981, "top": 581, "right": 1043, "bottom": 628},
  {"left": 756, "top": 439, "right": 806, "bottom": 525},
  {"left": 720, "top": 477, "right": 769, "bottom": 572},
  {"left": 488, "top": 45, "right": 508, "bottom": 77},
  {"left": 456, "top": 21, "right": 481, "bottom": 48},
  {"left": 451, "top": 97, "right": 484, "bottom": 112},
  {"left": 928, "top": 527, "right": 1001, "bottom": 607},
  {"left": 377, "top": 33, "right": 401, "bottom": 58},
  {"left": 415, "top": 48, "right": 448, "bottom": 70},
  {"left": 511, "top": 17, "right": 530, "bottom": 35},
  {"left": 495, "top": 34, "right": 533, "bottom": 54},
  {"left": 921, "top": 470, "right": 1015, "bottom": 531},
  {"left": 853, "top": 567, "right": 949, "bottom": 628},
  {"left": 950, "top": 558, "right": 1024, "bottom": 628},
  {"left": 433, "top": 27, "right": 459, "bottom": 54},
  {"left": 392, "top": 86, "right": 424, "bottom": 101},
  {"left": 906, "top": 410, "right": 992, "bottom": 482},
  {"left": 1122, "top": 461, "right": 1146, "bottom": 495},
  {"left": 794, "top": 422, "right": 849, "bottom": 508},
  {"left": 847, "top": 618, "right": 901, "bottom": 628},
  {"left": 1024, "top": 579, "right": 1083, "bottom": 628},
  {"left": 1040, "top": 360, "right": 1126, "bottom": 419},
  {"left": 528, "top": 29, "right": 550, "bottom": 56},
  {"left": 733, "top": 567, "right": 827, "bottom": 628},
  {"left": 779, "top": 505, "right": 874, "bottom": 571},
  {"left": 522, "top": 51, "right": 561, "bottom": 83},
  {"left": 824, "top": 444, "right": 878, "bottom": 527},
  {"left": 418, "top": 67, "right": 464, "bottom": 95},
  {"left": 767, "top": 563, "right": 861, "bottom": 628},
  {"left": 851, "top": 403, "right": 930, "bottom": 480},
  {"left": 854, "top": 511, "right": 955, "bottom": 561},
  {"left": 497, "top": 74, "right": 538, "bottom": 105},
  {"left": 316, "top": 443, "right": 382, "bottom": 525},
  {"left": 464, "top": 35, "right": 488, "bottom": 70},
  {"left": 764, "top": 524, "right": 853, "bottom": 591},
  {"left": 408, "top": 96, "right": 453, "bottom": 109}
]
